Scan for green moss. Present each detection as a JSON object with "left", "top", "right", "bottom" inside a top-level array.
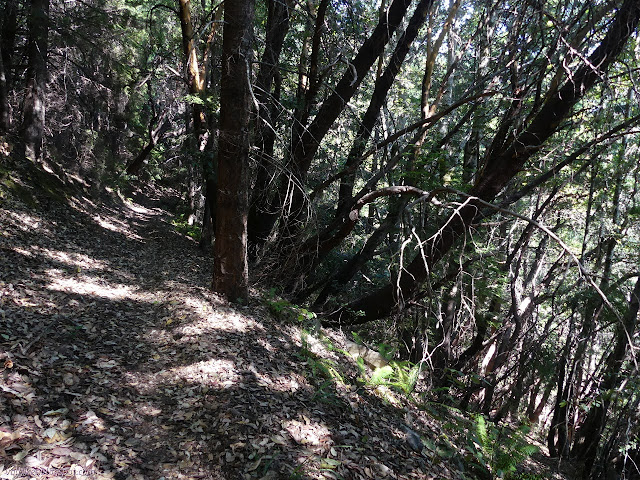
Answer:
[{"left": 1, "top": 175, "right": 39, "bottom": 208}]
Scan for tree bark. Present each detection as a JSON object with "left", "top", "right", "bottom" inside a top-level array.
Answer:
[
  {"left": 327, "top": 0, "right": 640, "bottom": 326},
  {"left": 177, "top": 0, "right": 223, "bottom": 243},
  {"left": 336, "top": 0, "right": 435, "bottom": 214},
  {"left": 572, "top": 276, "right": 640, "bottom": 477},
  {"left": 178, "top": 0, "right": 207, "bottom": 138},
  {"left": 247, "top": 0, "right": 295, "bottom": 252},
  {"left": 0, "top": 49, "right": 8, "bottom": 133},
  {"left": 547, "top": 343, "right": 570, "bottom": 458},
  {"left": 0, "top": 0, "right": 18, "bottom": 132},
  {"left": 125, "top": 111, "right": 170, "bottom": 175},
  {"left": 212, "top": 0, "right": 254, "bottom": 302},
  {"left": 529, "top": 380, "right": 554, "bottom": 424},
  {"left": 22, "top": 0, "right": 50, "bottom": 161},
  {"left": 310, "top": 201, "right": 407, "bottom": 306}
]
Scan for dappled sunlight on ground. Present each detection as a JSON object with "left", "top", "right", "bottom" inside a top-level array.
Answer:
[
  {"left": 39, "top": 248, "right": 108, "bottom": 271},
  {"left": 283, "top": 417, "right": 332, "bottom": 447},
  {"left": 91, "top": 213, "right": 144, "bottom": 241},
  {"left": 1, "top": 184, "right": 565, "bottom": 480},
  {"left": 122, "top": 201, "right": 156, "bottom": 216},
  {"left": 178, "top": 293, "right": 212, "bottom": 311},
  {"left": 47, "top": 276, "right": 135, "bottom": 300},
  {"left": 176, "top": 307, "right": 265, "bottom": 334},
  {"left": 4, "top": 245, "right": 35, "bottom": 258},
  {"left": 2, "top": 209, "right": 47, "bottom": 233},
  {"left": 125, "top": 358, "right": 241, "bottom": 394}
]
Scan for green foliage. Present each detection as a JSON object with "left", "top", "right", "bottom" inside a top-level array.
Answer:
[
  {"left": 170, "top": 213, "right": 202, "bottom": 241},
  {"left": 310, "top": 379, "right": 343, "bottom": 406},
  {"left": 298, "top": 334, "right": 348, "bottom": 408},
  {"left": 356, "top": 358, "right": 422, "bottom": 396},
  {"left": 376, "top": 341, "right": 396, "bottom": 360},
  {"left": 369, "top": 365, "right": 394, "bottom": 383},
  {"left": 183, "top": 93, "right": 217, "bottom": 111},
  {"left": 345, "top": 335, "right": 421, "bottom": 395},
  {"left": 467, "top": 415, "right": 539, "bottom": 479},
  {"left": 0, "top": 170, "right": 38, "bottom": 207},
  {"left": 421, "top": 403, "right": 543, "bottom": 479},
  {"left": 263, "top": 289, "right": 318, "bottom": 324},
  {"left": 300, "top": 349, "right": 344, "bottom": 384},
  {"left": 505, "top": 473, "right": 545, "bottom": 480},
  {"left": 627, "top": 205, "right": 640, "bottom": 217},
  {"left": 617, "top": 436, "right": 639, "bottom": 473}
]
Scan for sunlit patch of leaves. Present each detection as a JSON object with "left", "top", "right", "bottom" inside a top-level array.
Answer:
[{"left": 170, "top": 213, "right": 202, "bottom": 240}]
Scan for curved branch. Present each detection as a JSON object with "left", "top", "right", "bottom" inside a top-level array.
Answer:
[
  {"left": 326, "top": 0, "right": 640, "bottom": 327},
  {"left": 149, "top": 3, "right": 179, "bottom": 19},
  {"left": 311, "top": 90, "right": 497, "bottom": 201},
  {"left": 425, "top": 188, "right": 624, "bottom": 327},
  {"left": 314, "top": 186, "right": 434, "bottom": 256},
  {"left": 325, "top": 185, "right": 632, "bottom": 358}
]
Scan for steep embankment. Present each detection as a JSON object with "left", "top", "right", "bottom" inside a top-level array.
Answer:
[{"left": 0, "top": 164, "right": 566, "bottom": 479}]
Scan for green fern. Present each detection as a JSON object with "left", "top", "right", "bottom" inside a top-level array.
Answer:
[
  {"left": 360, "top": 360, "right": 422, "bottom": 396},
  {"left": 470, "top": 415, "right": 539, "bottom": 478},
  {"left": 370, "top": 365, "right": 394, "bottom": 384},
  {"left": 476, "top": 414, "right": 489, "bottom": 449}
]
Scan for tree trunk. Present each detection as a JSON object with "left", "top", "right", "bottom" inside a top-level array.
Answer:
[
  {"left": 200, "top": 24, "right": 223, "bottom": 252},
  {"left": 125, "top": 112, "right": 170, "bottom": 175},
  {"left": 336, "top": 0, "right": 435, "bottom": 214},
  {"left": 547, "top": 347, "right": 569, "bottom": 458},
  {"left": 572, "top": 276, "right": 640, "bottom": 477},
  {"left": 177, "top": 0, "right": 216, "bottom": 229},
  {"left": 22, "top": 0, "right": 50, "bottom": 161},
  {"left": 212, "top": 0, "right": 253, "bottom": 302},
  {"left": 200, "top": 175, "right": 216, "bottom": 250},
  {"left": 327, "top": 0, "right": 640, "bottom": 326},
  {"left": 126, "top": 143, "right": 155, "bottom": 176},
  {"left": 0, "top": 49, "right": 8, "bottom": 133},
  {"left": 310, "top": 201, "right": 407, "bottom": 306},
  {"left": 0, "top": 0, "right": 18, "bottom": 132},
  {"left": 178, "top": 0, "right": 207, "bottom": 138},
  {"left": 247, "top": 0, "right": 295, "bottom": 253},
  {"left": 248, "top": 0, "right": 414, "bottom": 248},
  {"left": 529, "top": 380, "right": 554, "bottom": 424}
]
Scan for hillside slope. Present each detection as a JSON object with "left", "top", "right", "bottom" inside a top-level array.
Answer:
[{"left": 0, "top": 165, "right": 569, "bottom": 480}]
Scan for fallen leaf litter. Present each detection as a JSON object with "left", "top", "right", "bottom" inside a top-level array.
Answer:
[{"left": 1, "top": 185, "right": 464, "bottom": 479}]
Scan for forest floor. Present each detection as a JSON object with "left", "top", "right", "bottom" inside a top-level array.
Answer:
[{"left": 0, "top": 163, "right": 578, "bottom": 480}]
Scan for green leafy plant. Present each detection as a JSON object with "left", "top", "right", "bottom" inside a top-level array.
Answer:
[
  {"left": 310, "top": 379, "right": 343, "bottom": 406},
  {"left": 356, "top": 358, "right": 422, "bottom": 396},
  {"left": 468, "top": 415, "right": 539, "bottom": 479},
  {"left": 299, "top": 344, "right": 344, "bottom": 385},
  {"left": 171, "top": 213, "right": 202, "bottom": 240},
  {"left": 298, "top": 336, "right": 347, "bottom": 408},
  {"left": 505, "top": 473, "right": 545, "bottom": 480},
  {"left": 263, "top": 289, "right": 317, "bottom": 324}
]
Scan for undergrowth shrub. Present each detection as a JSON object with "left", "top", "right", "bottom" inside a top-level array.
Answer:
[
  {"left": 263, "top": 289, "right": 317, "bottom": 323},
  {"left": 466, "top": 414, "right": 539, "bottom": 479},
  {"left": 357, "top": 359, "right": 422, "bottom": 395},
  {"left": 171, "top": 212, "right": 202, "bottom": 240}
]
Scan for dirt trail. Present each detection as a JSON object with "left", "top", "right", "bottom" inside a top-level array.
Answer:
[
  {"left": 0, "top": 184, "right": 577, "bottom": 480},
  {"left": 0, "top": 186, "right": 454, "bottom": 480}
]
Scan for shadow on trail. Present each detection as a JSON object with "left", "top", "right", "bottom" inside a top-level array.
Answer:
[{"left": 0, "top": 190, "right": 428, "bottom": 480}]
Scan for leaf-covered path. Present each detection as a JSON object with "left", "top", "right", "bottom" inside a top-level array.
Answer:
[
  {"left": 0, "top": 186, "right": 455, "bottom": 480},
  {"left": 0, "top": 184, "right": 573, "bottom": 480}
]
